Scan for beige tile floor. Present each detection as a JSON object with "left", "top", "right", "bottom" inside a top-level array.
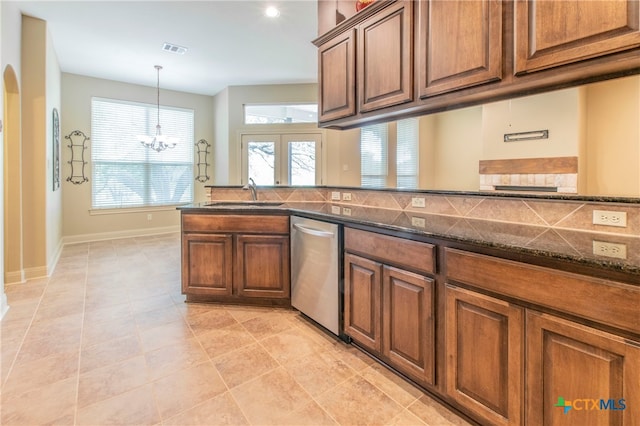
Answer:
[{"left": 1, "top": 233, "right": 471, "bottom": 426}]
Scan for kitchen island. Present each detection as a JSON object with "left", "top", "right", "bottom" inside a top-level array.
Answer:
[{"left": 179, "top": 198, "right": 639, "bottom": 425}]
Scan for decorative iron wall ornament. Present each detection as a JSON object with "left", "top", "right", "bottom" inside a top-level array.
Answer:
[
  {"left": 65, "top": 130, "right": 90, "bottom": 184},
  {"left": 195, "top": 139, "right": 211, "bottom": 183},
  {"left": 52, "top": 108, "right": 60, "bottom": 191}
]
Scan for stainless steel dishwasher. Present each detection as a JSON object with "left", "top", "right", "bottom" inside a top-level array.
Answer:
[{"left": 290, "top": 216, "right": 342, "bottom": 337}]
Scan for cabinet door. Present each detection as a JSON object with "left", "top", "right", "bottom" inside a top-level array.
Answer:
[
  {"left": 235, "top": 234, "right": 290, "bottom": 299},
  {"left": 182, "top": 234, "right": 233, "bottom": 296},
  {"left": 515, "top": 0, "right": 640, "bottom": 74},
  {"left": 526, "top": 311, "right": 640, "bottom": 425},
  {"left": 344, "top": 253, "right": 382, "bottom": 353},
  {"left": 418, "top": 0, "right": 502, "bottom": 98},
  {"left": 318, "top": 29, "right": 356, "bottom": 122},
  {"left": 358, "top": 1, "right": 413, "bottom": 113},
  {"left": 445, "top": 285, "right": 523, "bottom": 426},
  {"left": 382, "top": 266, "right": 434, "bottom": 387}
]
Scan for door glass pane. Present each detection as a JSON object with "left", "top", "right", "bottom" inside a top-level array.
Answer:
[
  {"left": 247, "top": 141, "right": 275, "bottom": 185},
  {"left": 289, "top": 141, "right": 316, "bottom": 186}
]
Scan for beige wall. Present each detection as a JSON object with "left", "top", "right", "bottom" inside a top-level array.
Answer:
[
  {"left": 585, "top": 75, "right": 640, "bottom": 197},
  {"left": 482, "top": 87, "right": 585, "bottom": 161},
  {"left": 324, "top": 128, "right": 360, "bottom": 187},
  {"left": 45, "top": 23, "right": 62, "bottom": 274},
  {"left": 213, "top": 87, "right": 229, "bottom": 184},
  {"left": 0, "top": 1, "right": 6, "bottom": 316},
  {"left": 21, "top": 16, "right": 49, "bottom": 278},
  {"left": 425, "top": 106, "right": 483, "bottom": 191},
  {"left": 289, "top": 77, "right": 640, "bottom": 195},
  {"left": 61, "top": 73, "right": 214, "bottom": 241}
]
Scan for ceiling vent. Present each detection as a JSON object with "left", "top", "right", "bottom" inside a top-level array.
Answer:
[{"left": 162, "top": 42, "right": 188, "bottom": 55}]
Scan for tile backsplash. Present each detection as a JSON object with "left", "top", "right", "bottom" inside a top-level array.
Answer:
[{"left": 207, "top": 187, "right": 640, "bottom": 238}]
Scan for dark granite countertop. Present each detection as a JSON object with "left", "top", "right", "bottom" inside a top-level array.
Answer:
[{"left": 179, "top": 201, "right": 640, "bottom": 279}]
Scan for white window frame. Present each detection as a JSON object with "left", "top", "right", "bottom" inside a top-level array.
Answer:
[
  {"left": 90, "top": 97, "right": 194, "bottom": 210},
  {"left": 240, "top": 131, "right": 323, "bottom": 186}
]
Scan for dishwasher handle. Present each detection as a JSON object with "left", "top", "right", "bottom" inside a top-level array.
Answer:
[{"left": 293, "top": 223, "right": 335, "bottom": 238}]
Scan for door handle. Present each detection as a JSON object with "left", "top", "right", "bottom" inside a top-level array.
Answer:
[{"left": 293, "top": 223, "right": 335, "bottom": 238}]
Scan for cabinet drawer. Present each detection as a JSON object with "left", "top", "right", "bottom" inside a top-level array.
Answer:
[
  {"left": 182, "top": 214, "right": 289, "bottom": 234},
  {"left": 345, "top": 228, "right": 435, "bottom": 275},
  {"left": 445, "top": 248, "right": 640, "bottom": 335}
]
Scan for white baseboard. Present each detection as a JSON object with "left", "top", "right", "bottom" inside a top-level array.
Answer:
[
  {"left": 4, "top": 270, "right": 26, "bottom": 285},
  {"left": 62, "top": 225, "right": 180, "bottom": 245},
  {"left": 47, "top": 238, "right": 64, "bottom": 277}
]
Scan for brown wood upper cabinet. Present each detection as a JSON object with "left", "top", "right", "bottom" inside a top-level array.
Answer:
[
  {"left": 318, "top": 29, "right": 356, "bottom": 121},
  {"left": 418, "top": 0, "right": 503, "bottom": 98},
  {"left": 315, "top": 0, "right": 640, "bottom": 128},
  {"left": 514, "top": 0, "right": 640, "bottom": 75},
  {"left": 358, "top": 1, "right": 414, "bottom": 112},
  {"left": 316, "top": 1, "right": 414, "bottom": 123}
]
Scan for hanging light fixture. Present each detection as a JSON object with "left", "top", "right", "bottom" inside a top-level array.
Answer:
[{"left": 139, "top": 65, "right": 178, "bottom": 152}]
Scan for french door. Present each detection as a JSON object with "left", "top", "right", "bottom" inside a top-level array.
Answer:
[{"left": 241, "top": 133, "right": 322, "bottom": 186}]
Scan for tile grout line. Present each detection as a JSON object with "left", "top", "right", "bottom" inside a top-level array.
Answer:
[
  {"left": 72, "top": 248, "right": 90, "bottom": 426},
  {"left": 1, "top": 275, "right": 52, "bottom": 401}
]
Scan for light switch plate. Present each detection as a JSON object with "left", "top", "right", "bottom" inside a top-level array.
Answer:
[{"left": 331, "top": 191, "right": 341, "bottom": 201}]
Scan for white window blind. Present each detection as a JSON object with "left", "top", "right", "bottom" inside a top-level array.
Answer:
[
  {"left": 91, "top": 97, "right": 194, "bottom": 209},
  {"left": 396, "top": 118, "right": 419, "bottom": 189},
  {"left": 361, "top": 123, "right": 388, "bottom": 187}
]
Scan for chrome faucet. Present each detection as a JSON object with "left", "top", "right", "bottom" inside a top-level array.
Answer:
[{"left": 243, "top": 177, "right": 258, "bottom": 201}]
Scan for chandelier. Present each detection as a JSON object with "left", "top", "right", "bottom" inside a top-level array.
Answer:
[{"left": 139, "top": 65, "right": 178, "bottom": 152}]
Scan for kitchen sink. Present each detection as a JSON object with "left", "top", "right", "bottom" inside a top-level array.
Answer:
[{"left": 205, "top": 201, "right": 284, "bottom": 207}]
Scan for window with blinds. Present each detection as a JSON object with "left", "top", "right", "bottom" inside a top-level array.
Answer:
[
  {"left": 91, "top": 97, "right": 194, "bottom": 209},
  {"left": 396, "top": 118, "right": 419, "bottom": 189},
  {"left": 360, "top": 123, "right": 388, "bottom": 187}
]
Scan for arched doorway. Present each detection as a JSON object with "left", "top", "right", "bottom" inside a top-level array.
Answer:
[{"left": 4, "top": 65, "right": 24, "bottom": 285}]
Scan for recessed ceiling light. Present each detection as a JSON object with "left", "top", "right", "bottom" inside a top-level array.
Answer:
[
  {"left": 265, "top": 6, "right": 280, "bottom": 18},
  {"left": 162, "top": 42, "right": 188, "bottom": 55}
]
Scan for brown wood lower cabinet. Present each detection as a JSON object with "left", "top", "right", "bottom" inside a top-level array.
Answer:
[
  {"left": 235, "top": 234, "right": 290, "bottom": 299},
  {"left": 181, "top": 213, "right": 290, "bottom": 305},
  {"left": 344, "top": 244, "right": 435, "bottom": 388},
  {"left": 344, "top": 253, "right": 382, "bottom": 353},
  {"left": 444, "top": 285, "right": 523, "bottom": 426},
  {"left": 182, "top": 233, "right": 233, "bottom": 297},
  {"left": 383, "top": 265, "right": 434, "bottom": 386},
  {"left": 526, "top": 311, "right": 640, "bottom": 425}
]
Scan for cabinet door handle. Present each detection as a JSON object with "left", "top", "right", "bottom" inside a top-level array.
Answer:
[{"left": 293, "top": 223, "right": 335, "bottom": 238}]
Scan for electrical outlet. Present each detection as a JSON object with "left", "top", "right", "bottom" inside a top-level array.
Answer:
[
  {"left": 593, "top": 210, "right": 627, "bottom": 227},
  {"left": 342, "top": 207, "right": 352, "bottom": 216},
  {"left": 331, "top": 191, "right": 341, "bottom": 201},
  {"left": 331, "top": 205, "right": 341, "bottom": 214},
  {"left": 342, "top": 192, "right": 352, "bottom": 201},
  {"left": 411, "top": 217, "right": 426, "bottom": 228},
  {"left": 147, "top": 214, "right": 152, "bottom": 221},
  {"left": 592, "top": 240, "right": 627, "bottom": 260},
  {"left": 411, "top": 197, "right": 426, "bottom": 208}
]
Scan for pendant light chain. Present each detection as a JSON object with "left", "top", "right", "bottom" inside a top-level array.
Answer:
[
  {"left": 155, "top": 65, "right": 161, "bottom": 130},
  {"left": 139, "top": 64, "right": 178, "bottom": 152}
]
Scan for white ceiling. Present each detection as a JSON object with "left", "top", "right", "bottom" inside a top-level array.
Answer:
[{"left": 13, "top": 0, "right": 319, "bottom": 96}]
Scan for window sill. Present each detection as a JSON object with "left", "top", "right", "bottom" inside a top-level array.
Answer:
[{"left": 89, "top": 205, "right": 183, "bottom": 216}]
